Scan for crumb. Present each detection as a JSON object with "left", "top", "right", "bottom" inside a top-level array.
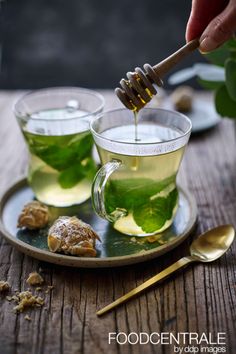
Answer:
[
  {"left": 24, "top": 315, "right": 32, "bottom": 321},
  {"left": 146, "top": 235, "right": 160, "bottom": 243},
  {"left": 6, "top": 296, "right": 12, "bottom": 301},
  {"left": 11, "top": 295, "right": 19, "bottom": 302},
  {"left": 0, "top": 281, "right": 10, "bottom": 293},
  {"left": 168, "top": 237, "right": 175, "bottom": 242},
  {"left": 137, "top": 250, "right": 146, "bottom": 254},
  {"left": 13, "top": 291, "right": 44, "bottom": 313},
  {"left": 130, "top": 237, "right": 137, "bottom": 243},
  {"left": 26, "top": 272, "right": 44, "bottom": 286},
  {"left": 17, "top": 200, "right": 49, "bottom": 230},
  {"left": 47, "top": 285, "right": 54, "bottom": 290},
  {"left": 44, "top": 286, "right": 54, "bottom": 294},
  {"left": 158, "top": 240, "right": 165, "bottom": 245}
]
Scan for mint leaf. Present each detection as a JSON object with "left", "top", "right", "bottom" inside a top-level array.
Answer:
[
  {"left": 197, "top": 78, "right": 223, "bottom": 91},
  {"left": 32, "top": 145, "right": 75, "bottom": 171},
  {"left": 104, "top": 178, "right": 152, "bottom": 212},
  {"left": 133, "top": 197, "right": 167, "bottom": 233},
  {"left": 58, "top": 157, "right": 97, "bottom": 189},
  {"left": 164, "top": 188, "right": 178, "bottom": 220},
  {"left": 225, "top": 38, "right": 236, "bottom": 51},
  {"left": 205, "top": 43, "right": 230, "bottom": 67},
  {"left": 104, "top": 175, "right": 176, "bottom": 213},
  {"left": 215, "top": 84, "right": 236, "bottom": 118},
  {"left": 68, "top": 133, "right": 94, "bottom": 161},
  {"left": 133, "top": 188, "right": 178, "bottom": 233},
  {"left": 58, "top": 164, "right": 85, "bottom": 188},
  {"left": 82, "top": 158, "right": 97, "bottom": 180},
  {"left": 28, "top": 132, "right": 93, "bottom": 171},
  {"left": 225, "top": 58, "right": 236, "bottom": 101},
  {"left": 27, "top": 131, "right": 97, "bottom": 188}
]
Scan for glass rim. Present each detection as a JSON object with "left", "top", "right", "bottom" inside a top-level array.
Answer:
[
  {"left": 14, "top": 86, "right": 105, "bottom": 122},
  {"left": 90, "top": 107, "right": 192, "bottom": 147}
]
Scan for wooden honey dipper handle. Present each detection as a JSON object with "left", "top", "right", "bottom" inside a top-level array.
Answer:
[{"left": 150, "top": 38, "right": 199, "bottom": 78}]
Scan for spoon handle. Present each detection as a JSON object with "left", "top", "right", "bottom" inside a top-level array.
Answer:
[{"left": 96, "top": 256, "right": 194, "bottom": 316}]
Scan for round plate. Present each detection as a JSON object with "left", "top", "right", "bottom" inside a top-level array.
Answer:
[
  {"left": 0, "top": 178, "right": 197, "bottom": 268},
  {"left": 162, "top": 96, "right": 221, "bottom": 133}
]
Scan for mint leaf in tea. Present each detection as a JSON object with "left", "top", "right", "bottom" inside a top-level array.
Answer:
[
  {"left": 22, "top": 108, "right": 97, "bottom": 206},
  {"left": 133, "top": 188, "right": 178, "bottom": 233}
]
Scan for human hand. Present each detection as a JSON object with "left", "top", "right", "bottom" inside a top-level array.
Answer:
[{"left": 186, "top": 0, "right": 236, "bottom": 52}]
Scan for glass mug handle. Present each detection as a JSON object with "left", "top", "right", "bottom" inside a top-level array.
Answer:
[{"left": 92, "top": 159, "right": 126, "bottom": 222}]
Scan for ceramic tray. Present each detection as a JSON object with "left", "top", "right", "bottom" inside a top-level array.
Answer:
[{"left": 0, "top": 178, "right": 197, "bottom": 268}]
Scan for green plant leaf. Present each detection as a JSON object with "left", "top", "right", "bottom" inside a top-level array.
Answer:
[
  {"left": 58, "top": 164, "right": 85, "bottom": 188},
  {"left": 165, "top": 188, "right": 178, "bottom": 220},
  {"left": 203, "top": 39, "right": 236, "bottom": 66},
  {"left": 32, "top": 145, "right": 75, "bottom": 171},
  {"left": 215, "top": 84, "right": 236, "bottom": 118},
  {"left": 104, "top": 175, "right": 176, "bottom": 213},
  {"left": 58, "top": 157, "right": 97, "bottom": 189},
  {"left": 104, "top": 178, "right": 155, "bottom": 212},
  {"left": 28, "top": 132, "right": 93, "bottom": 171},
  {"left": 133, "top": 197, "right": 167, "bottom": 233},
  {"left": 82, "top": 157, "right": 97, "bottom": 180},
  {"left": 104, "top": 176, "right": 178, "bottom": 233},
  {"left": 225, "top": 58, "right": 236, "bottom": 101},
  {"left": 68, "top": 133, "right": 94, "bottom": 161},
  {"left": 197, "top": 78, "right": 223, "bottom": 90},
  {"left": 27, "top": 131, "right": 96, "bottom": 188},
  {"left": 204, "top": 43, "right": 230, "bottom": 67},
  {"left": 133, "top": 188, "right": 178, "bottom": 233},
  {"left": 225, "top": 38, "right": 236, "bottom": 50}
]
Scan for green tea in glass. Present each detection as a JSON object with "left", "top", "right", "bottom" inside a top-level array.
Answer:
[
  {"left": 91, "top": 108, "right": 191, "bottom": 237},
  {"left": 15, "top": 87, "right": 104, "bottom": 207}
]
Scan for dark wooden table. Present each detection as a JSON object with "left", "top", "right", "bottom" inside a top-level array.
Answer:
[{"left": 0, "top": 90, "right": 235, "bottom": 354}]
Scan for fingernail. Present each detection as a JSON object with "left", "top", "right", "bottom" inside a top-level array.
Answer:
[{"left": 199, "top": 36, "right": 217, "bottom": 53}]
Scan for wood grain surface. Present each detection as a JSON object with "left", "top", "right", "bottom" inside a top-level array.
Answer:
[{"left": 0, "top": 90, "right": 235, "bottom": 354}]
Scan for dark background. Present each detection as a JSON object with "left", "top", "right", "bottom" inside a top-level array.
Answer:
[{"left": 0, "top": 0, "right": 204, "bottom": 89}]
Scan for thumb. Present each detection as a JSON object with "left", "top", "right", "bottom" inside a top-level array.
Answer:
[{"left": 200, "top": 1, "right": 236, "bottom": 52}]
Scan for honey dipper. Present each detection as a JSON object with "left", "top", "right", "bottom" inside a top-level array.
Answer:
[{"left": 115, "top": 38, "right": 199, "bottom": 111}]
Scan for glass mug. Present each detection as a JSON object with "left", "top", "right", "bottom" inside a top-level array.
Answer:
[
  {"left": 14, "top": 87, "right": 104, "bottom": 207},
  {"left": 91, "top": 108, "right": 192, "bottom": 237}
]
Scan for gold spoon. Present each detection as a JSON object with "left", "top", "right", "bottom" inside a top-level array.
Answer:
[{"left": 97, "top": 225, "right": 235, "bottom": 316}]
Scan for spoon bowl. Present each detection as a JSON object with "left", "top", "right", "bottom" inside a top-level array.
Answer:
[{"left": 190, "top": 225, "right": 235, "bottom": 262}]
